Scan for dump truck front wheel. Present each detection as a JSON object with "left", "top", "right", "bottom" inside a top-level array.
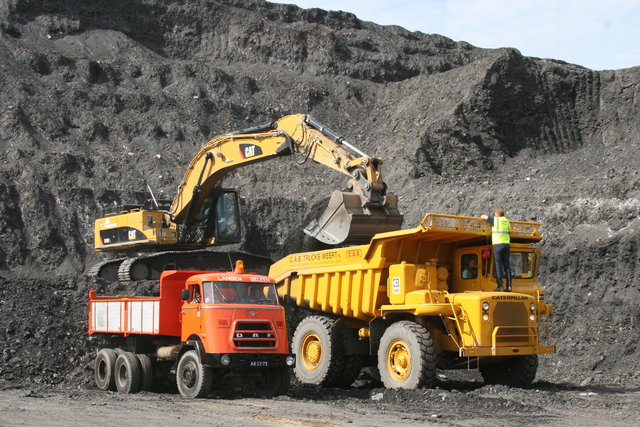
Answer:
[
  {"left": 177, "top": 350, "right": 213, "bottom": 398},
  {"left": 480, "top": 355, "right": 538, "bottom": 388},
  {"left": 292, "top": 316, "right": 345, "bottom": 387},
  {"left": 378, "top": 321, "right": 436, "bottom": 389}
]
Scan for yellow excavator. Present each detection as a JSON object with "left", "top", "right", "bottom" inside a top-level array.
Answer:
[{"left": 90, "top": 114, "right": 403, "bottom": 281}]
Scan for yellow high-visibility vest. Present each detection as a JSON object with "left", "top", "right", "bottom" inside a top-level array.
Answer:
[{"left": 492, "top": 216, "right": 510, "bottom": 245}]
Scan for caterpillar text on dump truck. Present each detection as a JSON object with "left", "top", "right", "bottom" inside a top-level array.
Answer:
[
  {"left": 91, "top": 114, "right": 402, "bottom": 282},
  {"left": 88, "top": 260, "right": 294, "bottom": 398},
  {"left": 271, "top": 214, "right": 555, "bottom": 389}
]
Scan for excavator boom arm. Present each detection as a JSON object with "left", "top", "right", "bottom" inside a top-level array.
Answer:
[{"left": 172, "top": 114, "right": 388, "bottom": 223}]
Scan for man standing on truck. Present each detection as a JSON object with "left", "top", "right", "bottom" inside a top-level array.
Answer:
[{"left": 481, "top": 209, "right": 511, "bottom": 292}]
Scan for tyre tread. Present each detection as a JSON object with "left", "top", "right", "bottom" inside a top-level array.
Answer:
[
  {"left": 292, "top": 315, "right": 346, "bottom": 387},
  {"left": 378, "top": 320, "right": 437, "bottom": 389},
  {"left": 480, "top": 354, "right": 538, "bottom": 388},
  {"left": 114, "top": 351, "right": 141, "bottom": 394},
  {"left": 136, "top": 353, "right": 153, "bottom": 392},
  {"left": 94, "top": 348, "right": 117, "bottom": 391}
]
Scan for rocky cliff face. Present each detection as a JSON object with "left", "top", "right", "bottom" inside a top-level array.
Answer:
[{"left": 0, "top": 0, "right": 638, "bottom": 386}]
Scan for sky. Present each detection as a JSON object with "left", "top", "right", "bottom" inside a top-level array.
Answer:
[{"left": 271, "top": 0, "right": 640, "bottom": 71}]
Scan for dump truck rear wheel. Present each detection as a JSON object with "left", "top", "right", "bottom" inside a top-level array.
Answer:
[
  {"left": 378, "top": 321, "right": 436, "bottom": 389},
  {"left": 480, "top": 355, "right": 538, "bottom": 388},
  {"left": 114, "top": 351, "right": 141, "bottom": 394},
  {"left": 94, "top": 348, "right": 118, "bottom": 391},
  {"left": 292, "top": 316, "right": 345, "bottom": 387},
  {"left": 177, "top": 350, "right": 213, "bottom": 398},
  {"left": 254, "top": 367, "right": 290, "bottom": 398},
  {"left": 136, "top": 354, "right": 154, "bottom": 392}
]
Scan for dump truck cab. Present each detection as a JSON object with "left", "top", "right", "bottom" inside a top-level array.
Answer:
[
  {"left": 454, "top": 244, "right": 543, "bottom": 294},
  {"left": 180, "top": 268, "right": 288, "bottom": 364}
]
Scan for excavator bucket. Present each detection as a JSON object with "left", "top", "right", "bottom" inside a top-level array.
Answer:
[{"left": 304, "top": 190, "right": 404, "bottom": 245}]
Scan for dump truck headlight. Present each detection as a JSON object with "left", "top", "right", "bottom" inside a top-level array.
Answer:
[
  {"left": 482, "top": 302, "right": 490, "bottom": 311},
  {"left": 221, "top": 355, "right": 231, "bottom": 366},
  {"left": 482, "top": 313, "right": 490, "bottom": 322},
  {"left": 530, "top": 303, "right": 536, "bottom": 312},
  {"left": 286, "top": 355, "right": 295, "bottom": 366},
  {"left": 529, "top": 314, "right": 536, "bottom": 322}
]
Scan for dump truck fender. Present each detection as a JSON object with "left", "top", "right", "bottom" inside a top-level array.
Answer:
[
  {"left": 369, "top": 315, "right": 414, "bottom": 356},
  {"left": 179, "top": 335, "right": 206, "bottom": 364}
]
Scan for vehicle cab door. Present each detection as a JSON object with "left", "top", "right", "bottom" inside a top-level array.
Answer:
[{"left": 181, "top": 282, "right": 204, "bottom": 341}]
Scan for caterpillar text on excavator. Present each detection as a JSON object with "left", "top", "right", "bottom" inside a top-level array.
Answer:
[{"left": 91, "top": 114, "right": 403, "bottom": 281}]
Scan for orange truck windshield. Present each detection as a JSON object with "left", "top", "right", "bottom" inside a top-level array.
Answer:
[{"left": 202, "top": 281, "right": 278, "bottom": 305}]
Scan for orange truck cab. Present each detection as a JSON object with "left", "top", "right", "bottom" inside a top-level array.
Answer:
[{"left": 88, "top": 260, "right": 294, "bottom": 399}]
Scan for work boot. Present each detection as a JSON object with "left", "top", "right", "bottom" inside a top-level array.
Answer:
[
  {"left": 493, "top": 285, "right": 504, "bottom": 292},
  {"left": 506, "top": 284, "right": 512, "bottom": 292}
]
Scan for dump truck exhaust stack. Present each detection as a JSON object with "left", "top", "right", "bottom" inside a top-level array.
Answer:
[{"left": 304, "top": 190, "right": 404, "bottom": 245}]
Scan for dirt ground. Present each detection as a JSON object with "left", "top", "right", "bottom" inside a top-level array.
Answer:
[{"left": 1, "top": 376, "right": 639, "bottom": 427}]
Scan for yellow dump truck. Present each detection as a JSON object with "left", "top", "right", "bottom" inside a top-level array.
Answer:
[{"left": 270, "top": 213, "right": 555, "bottom": 389}]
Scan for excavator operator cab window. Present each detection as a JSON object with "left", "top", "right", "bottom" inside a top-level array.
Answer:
[
  {"left": 196, "top": 197, "right": 213, "bottom": 223},
  {"left": 215, "top": 191, "right": 241, "bottom": 244}
]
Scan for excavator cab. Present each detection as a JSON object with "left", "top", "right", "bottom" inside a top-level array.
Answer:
[{"left": 181, "top": 188, "right": 241, "bottom": 246}]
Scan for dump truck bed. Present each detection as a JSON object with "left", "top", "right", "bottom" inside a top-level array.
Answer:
[{"left": 88, "top": 270, "right": 201, "bottom": 337}]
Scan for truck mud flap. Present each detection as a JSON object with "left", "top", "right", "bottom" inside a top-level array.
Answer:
[{"left": 304, "top": 191, "right": 404, "bottom": 245}]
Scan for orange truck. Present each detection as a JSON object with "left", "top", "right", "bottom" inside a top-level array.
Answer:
[{"left": 88, "top": 260, "right": 294, "bottom": 398}]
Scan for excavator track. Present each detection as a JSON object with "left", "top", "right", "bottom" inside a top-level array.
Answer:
[
  {"left": 89, "top": 250, "right": 274, "bottom": 282},
  {"left": 87, "top": 258, "right": 128, "bottom": 282}
]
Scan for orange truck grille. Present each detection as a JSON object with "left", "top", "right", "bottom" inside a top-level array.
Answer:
[{"left": 232, "top": 321, "right": 277, "bottom": 348}]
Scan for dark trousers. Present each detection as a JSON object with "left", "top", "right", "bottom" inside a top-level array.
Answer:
[{"left": 494, "top": 244, "right": 511, "bottom": 288}]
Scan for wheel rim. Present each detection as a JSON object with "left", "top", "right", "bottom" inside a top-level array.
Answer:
[
  {"left": 97, "top": 359, "right": 108, "bottom": 382},
  {"left": 300, "top": 332, "right": 322, "bottom": 371},
  {"left": 117, "top": 363, "right": 128, "bottom": 384},
  {"left": 386, "top": 339, "right": 411, "bottom": 382},
  {"left": 181, "top": 361, "right": 197, "bottom": 390}
]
